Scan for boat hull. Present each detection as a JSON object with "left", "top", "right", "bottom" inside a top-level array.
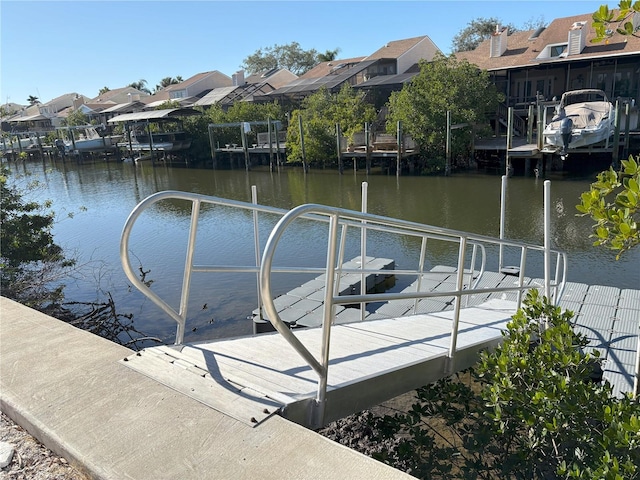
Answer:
[{"left": 543, "top": 89, "right": 614, "bottom": 152}]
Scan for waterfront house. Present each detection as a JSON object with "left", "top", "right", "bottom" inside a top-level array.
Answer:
[
  {"left": 145, "top": 70, "right": 233, "bottom": 106},
  {"left": 5, "top": 92, "right": 91, "bottom": 131},
  {"left": 453, "top": 11, "right": 640, "bottom": 112},
  {"left": 194, "top": 69, "right": 296, "bottom": 110},
  {"left": 259, "top": 35, "right": 441, "bottom": 107},
  {"left": 91, "top": 86, "right": 151, "bottom": 105}
]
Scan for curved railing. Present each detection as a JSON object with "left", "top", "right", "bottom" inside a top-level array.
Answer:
[
  {"left": 259, "top": 203, "right": 567, "bottom": 411},
  {"left": 121, "top": 189, "right": 567, "bottom": 415}
]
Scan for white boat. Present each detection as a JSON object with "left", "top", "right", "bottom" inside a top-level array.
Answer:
[
  {"left": 543, "top": 89, "right": 614, "bottom": 155},
  {"left": 59, "top": 125, "right": 114, "bottom": 153},
  {"left": 1, "top": 132, "right": 43, "bottom": 153},
  {"left": 124, "top": 131, "right": 191, "bottom": 153}
]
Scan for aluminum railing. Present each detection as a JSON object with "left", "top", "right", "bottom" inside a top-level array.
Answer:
[
  {"left": 259, "top": 203, "right": 567, "bottom": 415},
  {"left": 121, "top": 187, "right": 567, "bottom": 416}
]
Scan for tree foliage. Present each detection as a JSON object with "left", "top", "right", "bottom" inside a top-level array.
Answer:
[
  {"left": 371, "top": 290, "right": 640, "bottom": 479},
  {"left": 592, "top": 1, "right": 640, "bottom": 43},
  {"left": 241, "top": 42, "right": 339, "bottom": 76},
  {"left": 451, "top": 17, "right": 519, "bottom": 52},
  {"left": 0, "top": 166, "right": 75, "bottom": 310},
  {"left": 386, "top": 54, "right": 502, "bottom": 168},
  {"left": 155, "top": 76, "right": 184, "bottom": 92},
  {"left": 576, "top": 155, "right": 640, "bottom": 259},
  {"left": 62, "top": 109, "right": 90, "bottom": 127},
  {"left": 128, "top": 79, "right": 151, "bottom": 94},
  {"left": 286, "top": 84, "right": 376, "bottom": 167},
  {"left": 98, "top": 86, "right": 110, "bottom": 95},
  {"left": 27, "top": 95, "right": 40, "bottom": 106},
  {"left": 317, "top": 48, "right": 341, "bottom": 63}
]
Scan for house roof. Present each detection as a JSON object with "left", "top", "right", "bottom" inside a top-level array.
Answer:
[
  {"left": 164, "top": 71, "right": 227, "bottom": 92},
  {"left": 454, "top": 11, "right": 640, "bottom": 71},
  {"left": 364, "top": 36, "right": 431, "bottom": 60},
  {"left": 91, "top": 86, "right": 149, "bottom": 103},
  {"left": 107, "top": 108, "right": 201, "bottom": 123},
  {"left": 9, "top": 114, "right": 49, "bottom": 122},
  {"left": 100, "top": 101, "right": 146, "bottom": 113},
  {"left": 354, "top": 72, "right": 419, "bottom": 88},
  {"left": 194, "top": 86, "right": 242, "bottom": 106},
  {"left": 298, "top": 57, "right": 366, "bottom": 79},
  {"left": 267, "top": 60, "right": 377, "bottom": 97}
]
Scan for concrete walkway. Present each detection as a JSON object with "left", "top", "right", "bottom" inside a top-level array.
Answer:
[{"left": 0, "top": 297, "right": 412, "bottom": 480}]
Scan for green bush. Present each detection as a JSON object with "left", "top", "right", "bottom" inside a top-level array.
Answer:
[{"left": 372, "top": 290, "right": 640, "bottom": 479}]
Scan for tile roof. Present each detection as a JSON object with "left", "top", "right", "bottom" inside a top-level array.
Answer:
[{"left": 454, "top": 11, "right": 640, "bottom": 71}]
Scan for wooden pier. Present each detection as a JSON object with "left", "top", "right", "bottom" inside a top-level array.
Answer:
[{"left": 122, "top": 264, "right": 640, "bottom": 429}]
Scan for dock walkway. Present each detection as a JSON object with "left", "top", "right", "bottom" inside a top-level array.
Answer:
[{"left": 122, "top": 265, "right": 640, "bottom": 429}]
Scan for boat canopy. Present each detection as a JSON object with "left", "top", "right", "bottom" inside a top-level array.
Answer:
[{"left": 107, "top": 108, "right": 201, "bottom": 124}]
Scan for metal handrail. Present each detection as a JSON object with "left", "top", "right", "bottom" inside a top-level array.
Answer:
[
  {"left": 259, "top": 203, "right": 567, "bottom": 420},
  {"left": 122, "top": 190, "right": 567, "bottom": 421},
  {"left": 121, "top": 190, "right": 293, "bottom": 344}
]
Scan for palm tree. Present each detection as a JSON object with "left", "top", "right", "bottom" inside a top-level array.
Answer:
[
  {"left": 27, "top": 95, "right": 40, "bottom": 106},
  {"left": 317, "top": 48, "right": 341, "bottom": 63},
  {"left": 155, "top": 76, "right": 184, "bottom": 92},
  {"left": 128, "top": 79, "right": 151, "bottom": 94}
]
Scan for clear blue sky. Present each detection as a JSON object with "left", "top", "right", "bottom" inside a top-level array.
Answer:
[{"left": 1, "top": 0, "right": 609, "bottom": 106}]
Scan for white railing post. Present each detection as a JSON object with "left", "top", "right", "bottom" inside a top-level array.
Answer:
[
  {"left": 176, "top": 199, "right": 201, "bottom": 344},
  {"left": 360, "top": 182, "right": 368, "bottom": 320},
  {"left": 447, "top": 237, "right": 468, "bottom": 374},
  {"left": 499, "top": 175, "right": 507, "bottom": 272},
  {"left": 252, "top": 185, "right": 261, "bottom": 335},
  {"left": 544, "top": 180, "right": 551, "bottom": 301}
]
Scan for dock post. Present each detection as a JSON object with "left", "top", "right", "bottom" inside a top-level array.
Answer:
[
  {"left": 499, "top": 175, "right": 507, "bottom": 271},
  {"left": 623, "top": 102, "right": 631, "bottom": 159},
  {"left": 537, "top": 105, "right": 543, "bottom": 150},
  {"left": 336, "top": 123, "right": 343, "bottom": 174},
  {"left": 360, "top": 182, "right": 368, "bottom": 321},
  {"left": 146, "top": 122, "right": 156, "bottom": 166},
  {"left": 543, "top": 179, "right": 551, "bottom": 307},
  {"left": 268, "top": 118, "right": 274, "bottom": 171},
  {"left": 396, "top": 121, "right": 402, "bottom": 177},
  {"left": 506, "top": 107, "right": 513, "bottom": 177},
  {"left": 365, "top": 122, "right": 371, "bottom": 175},
  {"left": 445, "top": 111, "right": 451, "bottom": 176},
  {"left": 612, "top": 100, "right": 621, "bottom": 168},
  {"left": 240, "top": 123, "right": 250, "bottom": 171},
  {"left": 527, "top": 104, "right": 534, "bottom": 144},
  {"left": 251, "top": 186, "right": 262, "bottom": 335}
]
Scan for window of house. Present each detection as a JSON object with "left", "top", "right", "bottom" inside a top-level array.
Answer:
[
  {"left": 613, "top": 70, "right": 634, "bottom": 99},
  {"left": 549, "top": 44, "right": 567, "bottom": 57}
]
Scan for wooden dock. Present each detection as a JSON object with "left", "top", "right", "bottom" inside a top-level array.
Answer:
[{"left": 121, "top": 264, "right": 639, "bottom": 429}]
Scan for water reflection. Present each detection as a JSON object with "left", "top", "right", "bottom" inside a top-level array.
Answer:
[{"left": 11, "top": 158, "right": 640, "bottom": 342}]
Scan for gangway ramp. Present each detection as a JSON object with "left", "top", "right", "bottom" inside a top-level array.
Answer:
[
  {"left": 119, "top": 190, "right": 569, "bottom": 428},
  {"left": 122, "top": 298, "right": 517, "bottom": 428}
]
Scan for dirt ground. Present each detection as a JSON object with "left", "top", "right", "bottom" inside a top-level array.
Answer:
[{"left": 0, "top": 412, "right": 89, "bottom": 480}]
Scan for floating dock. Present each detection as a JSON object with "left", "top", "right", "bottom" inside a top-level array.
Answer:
[
  {"left": 122, "top": 264, "right": 640, "bottom": 429},
  {"left": 252, "top": 256, "right": 394, "bottom": 331}
]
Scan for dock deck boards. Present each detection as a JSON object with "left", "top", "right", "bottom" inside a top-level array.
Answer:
[
  {"left": 123, "top": 298, "right": 516, "bottom": 427},
  {"left": 122, "top": 264, "right": 639, "bottom": 428}
]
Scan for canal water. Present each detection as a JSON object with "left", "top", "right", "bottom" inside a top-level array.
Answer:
[{"left": 12, "top": 159, "right": 639, "bottom": 345}]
